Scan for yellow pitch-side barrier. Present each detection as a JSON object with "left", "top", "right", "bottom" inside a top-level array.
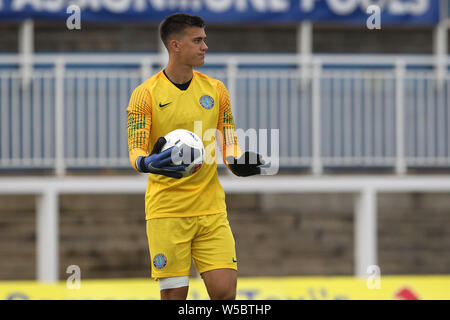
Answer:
[{"left": 1, "top": 276, "right": 449, "bottom": 300}]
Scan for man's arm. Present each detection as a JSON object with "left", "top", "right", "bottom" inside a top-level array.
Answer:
[
  {"left": 216, "top": 81, "right": 265, "bottom": 177},
  {"left": 126, "top": 85, "right": 186, "bottom": 178},
  {"left": 216, "top": 81, "right": 242, "bottom": 164},
  {"left": 126, "top": 85, "right": 152, "bottom": 171}
]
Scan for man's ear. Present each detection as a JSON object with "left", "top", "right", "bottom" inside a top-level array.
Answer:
[{"left": 169, "top": 39, "right": 180, "bottom": 52}]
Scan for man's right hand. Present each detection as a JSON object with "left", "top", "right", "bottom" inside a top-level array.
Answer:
[{"left": 136, "top": 137, "right": 186, "bottom": 179}]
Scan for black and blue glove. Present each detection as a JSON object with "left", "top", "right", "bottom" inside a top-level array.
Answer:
[
  {"left": 136, "top": 137, "right": 186, "bottom": 179},
  {"left": 226, "top": 151, "right": 266, "bottom": 177}
]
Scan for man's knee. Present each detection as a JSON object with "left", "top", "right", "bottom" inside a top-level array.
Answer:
[
  {"left": 202, "top": 270, "right": 237, "bottom": 300},
  {"left": 210, "top": 285, "right": 236, "bottom": 300}
]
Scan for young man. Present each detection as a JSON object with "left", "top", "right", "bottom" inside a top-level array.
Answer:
[{"left": 126, "top": 13, "right": 265, "bottom": 300}]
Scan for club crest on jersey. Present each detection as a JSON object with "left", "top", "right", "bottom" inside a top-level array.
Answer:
[
  {"left": 153, "top": 253, "right": 167, "bottom": 270},
  {"left": 199, "top": 95, "right": 214, "bottom": 110}
]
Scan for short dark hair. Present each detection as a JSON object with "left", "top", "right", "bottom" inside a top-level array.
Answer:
[{"left": 159, "top": 13, "right": 206, "bottom": 49}]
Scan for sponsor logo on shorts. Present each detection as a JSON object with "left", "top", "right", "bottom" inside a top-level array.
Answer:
[{"left": 153, "top": 253, "right": 167, "bottom": 270}]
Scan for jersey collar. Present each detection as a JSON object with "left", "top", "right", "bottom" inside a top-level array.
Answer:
[{"left": 162, "top": 69, "right": 195, "bottom": 91}]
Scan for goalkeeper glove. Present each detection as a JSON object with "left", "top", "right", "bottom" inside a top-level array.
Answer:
[
  {"left": 226, "top": 151, "right": 266, "bottom": 177},
  {"left": 136, "top": 137, "right": 186, "bottom": 179}
]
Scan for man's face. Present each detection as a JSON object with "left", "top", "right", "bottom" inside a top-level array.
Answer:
[{"left": 175, "top": 26, "right": 208, "bottom": 67}]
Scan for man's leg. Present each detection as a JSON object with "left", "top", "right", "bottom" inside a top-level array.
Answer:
[
  {"left": 201, "top": 268, "right": 237, "bottom": 300},
  {"left": 159, "top": 276, "right": 190, "bottom": 300},
  {"left": 192, "top": 214, "right": 238, "bottom": 300},
  {"left": 147, "top": 218, "right": 195, "bottom": 300},
  {"left": 160, "top": 286, "right": 189, "bottom": 300}
]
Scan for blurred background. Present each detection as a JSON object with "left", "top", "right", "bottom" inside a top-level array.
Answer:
[{"left": 0, "top": 0, "right": 449, "bottom": 300}]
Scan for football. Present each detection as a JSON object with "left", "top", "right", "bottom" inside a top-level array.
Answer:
[{"left": 161, "top": 129, "right": 205, "bottom": 177}]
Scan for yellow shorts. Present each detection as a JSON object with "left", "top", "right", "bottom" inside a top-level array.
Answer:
[{"left": 146, "top": 212, "right": 237, "bottom": 279}]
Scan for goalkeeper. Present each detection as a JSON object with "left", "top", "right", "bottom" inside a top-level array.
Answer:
[{"left": 126, "top": 13, "right": 266, "bottom": 300}]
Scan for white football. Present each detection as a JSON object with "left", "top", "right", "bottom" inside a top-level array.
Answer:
[{"left": 161, "top": 129, "right": 205, "bottom": 177}]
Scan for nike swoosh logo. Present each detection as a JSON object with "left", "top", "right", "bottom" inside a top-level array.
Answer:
[
  {"left": 159, "top": 102, "right": 172, "bottom": 108},
  {"left": 232, "top": 258, "right": 237, "bottom": 263}
]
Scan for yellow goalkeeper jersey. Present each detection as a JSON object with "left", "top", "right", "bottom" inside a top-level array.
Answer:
[{"left": 127, "top": 70, "right": 241, "bottom": 220}]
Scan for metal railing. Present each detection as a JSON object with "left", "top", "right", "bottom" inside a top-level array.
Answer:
[
  {"left": 3, "top": 174, "right": 450, "bottom": 281},
  {"left": 0, "top": 53, "right": 449, "bottom": 175}
]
